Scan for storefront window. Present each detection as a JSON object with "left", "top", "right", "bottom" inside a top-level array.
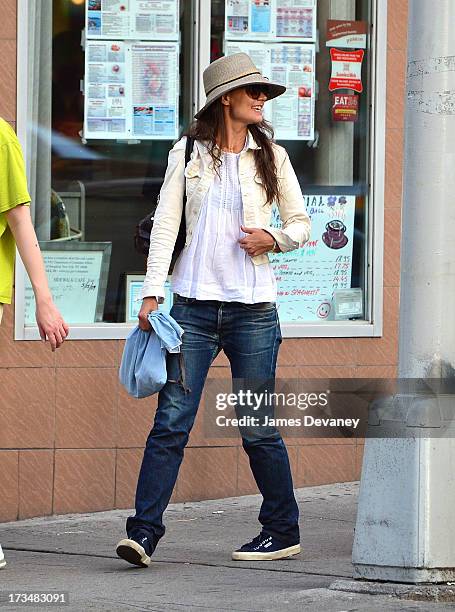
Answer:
[
  {"left": 22, "top": 0, "right": 195, "bottom": 328},
  {"left": 213, "top": 0, "right": 373, "bottom": 325},
  {"left": 17, "top": 0, "right": 383, "bottom": 338}
]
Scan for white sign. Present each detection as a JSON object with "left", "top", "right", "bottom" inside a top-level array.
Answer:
[
  {"left": 24, "top": 248, "right": 110, "bottom": 325},
  {"left": 86, "top": 0, "right": 179, "bottom": 41},
  {"left": 84, "top": 40, "right": 179, "bottom": 140},
  {"left": 270, "top": 195, "right": 356, "bottom": 322},
  {"left": 131, "top": 42, "right": 179, "bottom": 138},
  {"left": 225, "top": 0, "right": 316, "bottom": 43},
  {"left": 126, "top": 276, "right": 173, "bottom": 321},
  {"left": 225, "top": 41, "right": 315, "bottom": 140}
]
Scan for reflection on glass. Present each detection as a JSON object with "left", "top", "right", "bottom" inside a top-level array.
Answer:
[{"left": 27, "top": 1, "right": 192, "bottom": 324}]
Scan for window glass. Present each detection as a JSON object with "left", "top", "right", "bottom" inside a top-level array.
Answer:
[
  {"left": 24, "top": 0, "right": 194, "bottom": 325},
  {"left": 212, "top": 0, "right": 372, "bottom": 324},
  {"left": 23, "top": 0, "right": 374, "bottom": 331}
]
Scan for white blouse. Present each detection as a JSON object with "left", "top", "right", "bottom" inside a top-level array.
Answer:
[{"left": 171, "top": 145, "right": 277, "bottom": 303}]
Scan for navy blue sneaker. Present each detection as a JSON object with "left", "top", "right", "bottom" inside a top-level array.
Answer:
[
  {"left": 232, "top": 532, "right": 301, "bottom": 561},
  {"left": 116, "top": 535, "right": 153, "bottom": 568}
]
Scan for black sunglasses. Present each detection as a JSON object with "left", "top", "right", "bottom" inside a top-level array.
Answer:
[{"left": 244, "top": 84, "right": 269, "bottom": 99}]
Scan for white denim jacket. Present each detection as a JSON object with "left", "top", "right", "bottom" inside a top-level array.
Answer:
[{"left": 140, "top": 130, "right": 311, "bottom": 302}]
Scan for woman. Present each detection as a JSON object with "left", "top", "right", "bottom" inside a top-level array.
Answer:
[{"left": 116, "top": 53, "right": 311, "bottom": 567}]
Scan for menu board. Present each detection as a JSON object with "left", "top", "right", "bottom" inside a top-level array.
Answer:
[
  {"left": 225, "top": 0, "right": 317, "bottom": 42},
  {"left": 84, "top": 40, "right": 179, "bottom": 140},
  {"left": 270, "top": 195, "right": 356, "bottom": 322},
  {"left": 225, "top": 41, "right": 315, "bottom": 140},
  {"left": 86, "top": 0, "right": 179, "bottom": 41}
]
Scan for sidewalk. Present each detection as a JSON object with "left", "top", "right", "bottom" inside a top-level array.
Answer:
[{"left": 0, "top": 483, "right": 451, "bottom": 611}]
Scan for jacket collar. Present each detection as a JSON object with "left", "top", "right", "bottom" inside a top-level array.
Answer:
[{"left": 246, "top": 129, "right": 261, "bottom": 150}]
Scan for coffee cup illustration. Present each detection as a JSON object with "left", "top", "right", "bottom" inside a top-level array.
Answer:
[{"left": 322, "top": 219, "right": 348, "bottom": 249}]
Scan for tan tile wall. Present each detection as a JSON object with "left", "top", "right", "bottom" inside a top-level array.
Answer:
[{"left": 0, "top": 0, "right": 406, "bottom": 521}]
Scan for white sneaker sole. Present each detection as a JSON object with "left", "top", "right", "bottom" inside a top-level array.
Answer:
[
  {"left": 232, "top": 543, "right": 301, "bottom": 561},
  {"left": 0, "top": 559, "right": 6, "bottom": 569},
  {"left": 116, "top": 539, "right": 151, "bottom": 568}
]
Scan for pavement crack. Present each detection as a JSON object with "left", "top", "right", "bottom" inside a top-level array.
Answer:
[{"left": 303, "top": 514, "right": 356, "bottom": 524}]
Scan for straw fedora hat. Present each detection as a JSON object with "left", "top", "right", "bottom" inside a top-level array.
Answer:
[{"left": 194, "top": 52, "right": 286, "bottom": 119}]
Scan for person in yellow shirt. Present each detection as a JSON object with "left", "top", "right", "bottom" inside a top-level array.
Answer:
[{"left": 0, "top": 118, "right": 69, "bottom": 570}]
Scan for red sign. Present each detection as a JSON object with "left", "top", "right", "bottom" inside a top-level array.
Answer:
[
  {"left": 329, "top": 48, "right": 364, "bottom": 93},
  {"left": 332, "top": 94, "right": 359, "bottom": 122}
]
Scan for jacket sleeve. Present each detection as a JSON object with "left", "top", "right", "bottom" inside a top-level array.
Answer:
[
  {"left": 261, "top": 149, "right": 311, "bottom": 253},
  {"left": 140, "top": 137, "right": 186, "bottom": 302}
]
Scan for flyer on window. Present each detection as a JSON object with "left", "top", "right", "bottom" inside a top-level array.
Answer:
[
  {"left": 84, "top": 40, "right": 128, "bottom": 138},
  {"left": 326, "top": 20, "right": 368, "bottom": 49},
  {"left": 225, "top": 0, "right": 316, "bottom": 42},
  {"left": 83, "top": 40, "right": 179, "bottom": 140},
  {"left": 131, "top": 42, "right": 179, "bottom": 138},
  {"left": 86, "top": 0, "right": 179, "bottom": 41},
  {"left": 275, "top": 0, "right": 316, "bottom": 41},
  {"left": 269, "top": 195, "right": 356, "bottom": 322},
  {"left": 225, "top": 41, "right": 315, "bottom": 140},
  {"left": 329, "top": 48, "right": 364, "bottom": 93},
  {"left": 270, "top": 44, "right": 315, "bottom": 139}
]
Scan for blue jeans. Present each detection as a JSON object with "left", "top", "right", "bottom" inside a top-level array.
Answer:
[{"left": 126, "top": 296, "right": 299, "bottom": 548}]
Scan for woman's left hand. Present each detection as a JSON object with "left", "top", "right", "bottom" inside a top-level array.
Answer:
[{"left": 238, "top": 225, "right": 276, "bottom": 257}]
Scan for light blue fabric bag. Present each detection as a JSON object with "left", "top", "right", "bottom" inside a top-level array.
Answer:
[{"left": 119, "top": 311, "right": 184, "bottom": 399}]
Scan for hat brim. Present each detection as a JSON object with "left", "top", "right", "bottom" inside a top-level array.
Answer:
[{"left": 194, "top": 75, "right": 286, "bottom": 120}]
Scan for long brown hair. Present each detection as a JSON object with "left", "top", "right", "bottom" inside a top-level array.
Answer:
[{"left": 184, "top": 98, "right": 281, "bottom": 206}]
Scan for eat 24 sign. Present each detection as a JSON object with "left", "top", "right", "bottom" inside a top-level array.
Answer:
[{"left": 332, "top": 94, "right": 359, "bottom": 122}]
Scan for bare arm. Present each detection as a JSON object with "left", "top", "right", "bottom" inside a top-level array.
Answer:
[{"left": 5, "top": 204, "right": 69, "bottom": 350}]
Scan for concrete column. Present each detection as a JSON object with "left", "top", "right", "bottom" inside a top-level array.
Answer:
[
  {"left": 352, "top": 0, "right": 455, "bottom": 583},
  {"left": 314, "top": 0, "right": 355, "bottom": 186}
]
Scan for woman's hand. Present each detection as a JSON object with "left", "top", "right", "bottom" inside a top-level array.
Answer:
[
  {"left": 138, "top": 297, "right": 159, "bottom": 331},
  {"left": 238, "top": 226, "right": 277, "bottom": 257},
  {"left": 35, "top": 298, "right": 69, "bottom": 351}
]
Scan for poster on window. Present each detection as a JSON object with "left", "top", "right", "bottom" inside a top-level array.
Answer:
[
  {"left": 225, "top": 41, "right": 315, "bottom": 140},
  {"left": 131, "top": 42, "right": 179, "bottom": 138},
  {"left": 275, "top": 0, "right": 317, "bottom": 41},
  {"left": 270, "top": 44, "right": 315, "bottom": 140},
  {"left": 269, "top": 195, "right": 356, "bottom": 322},
  {"left": 86, "top": 0, "right": 179, "bottom": 41},
  {"left": 83, "top": 40, "right": 179, "bottom": 140},
  {"left": 225, "top": 0, "right": 316, "bottom": 42},
  {"left": 84, "top": 40, "right": 128, "bottom": 138}
]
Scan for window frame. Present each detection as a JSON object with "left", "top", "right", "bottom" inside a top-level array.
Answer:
[{"left": 14, "top": 0, "right": 387, "bottom": 341}]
